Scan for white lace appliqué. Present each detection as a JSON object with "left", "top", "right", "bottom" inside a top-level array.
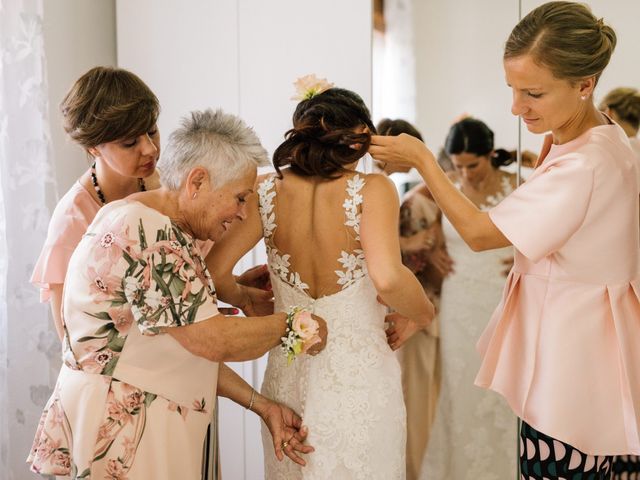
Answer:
[
  {"left": 479, "top": 175, "right": 513, "bottom": 210},
  {"left": 335, "top": 175, "right": 367, "bottom": 289},
  {"left": 258, "top": 176, "right": 309, "bottom": 292}
]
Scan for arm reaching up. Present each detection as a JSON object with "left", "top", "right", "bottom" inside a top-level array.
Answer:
[{"left": 360, "top": 174, "right": 435, "bottom": 329}]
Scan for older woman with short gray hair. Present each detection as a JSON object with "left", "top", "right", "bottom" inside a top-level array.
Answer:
[{"left": 28, "top": 109, "right": 327, "bottom": 479}]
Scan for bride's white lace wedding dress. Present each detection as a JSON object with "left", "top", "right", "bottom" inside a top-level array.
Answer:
[
  {"left": 258, "top": 173, "right": 406, "bottom": 480},
  {"left": 420, "top": 175, "right": 518, "bottom": 480}
]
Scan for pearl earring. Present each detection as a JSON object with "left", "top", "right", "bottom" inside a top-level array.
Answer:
[{"left": 580, "top": 95, "right": 587, "bottom": 100}]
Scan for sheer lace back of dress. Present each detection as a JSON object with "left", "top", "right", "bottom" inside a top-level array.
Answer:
[{"left": 257, "top": 171, "right": 368, "bottom": 299}]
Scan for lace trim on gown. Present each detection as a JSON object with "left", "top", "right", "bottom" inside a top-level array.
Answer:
[{"left": 257, "top": 173, "right": 368, "bottom": 294}]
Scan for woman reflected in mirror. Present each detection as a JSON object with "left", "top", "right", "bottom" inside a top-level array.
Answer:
[{"left": 370, "top": 2, "right": 639, "bottom": 478}]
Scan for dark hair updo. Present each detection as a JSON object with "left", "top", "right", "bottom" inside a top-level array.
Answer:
[
  {"left": 273, "top": 88, "right": 376, "bottom": 179},
  {"left": 376, "top": 118, "right": 424, "bottom": 141},
  {"left": 444, "top": 118, "right": 512, "bottom": 169}
]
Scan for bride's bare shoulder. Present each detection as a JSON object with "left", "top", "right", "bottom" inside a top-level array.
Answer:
[{"left": 361, "top": 172, "right": 399, "bottom": 201}]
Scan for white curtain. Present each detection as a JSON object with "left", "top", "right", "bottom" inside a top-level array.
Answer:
[{"left": 0, "top": 0, "right": 60, "bottom": 478}]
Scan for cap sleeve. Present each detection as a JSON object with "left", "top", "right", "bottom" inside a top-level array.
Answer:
[
  {"left": 118, "top": 208, "right": 219, "bottom": 335},
  {"left": 31, "top": 209, "right": 93, "bottom": 302},
  {"left": 489, "top": 156, "right": 594, "bottom": 263}
]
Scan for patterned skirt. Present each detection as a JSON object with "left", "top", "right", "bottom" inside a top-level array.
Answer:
[{"left": 520, "top": 420, "right": 613, "bottom": 479}]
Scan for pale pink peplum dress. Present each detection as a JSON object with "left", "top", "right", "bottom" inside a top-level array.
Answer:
[{"left": 475, "top": 123, "right": 640, "bottom": 456}]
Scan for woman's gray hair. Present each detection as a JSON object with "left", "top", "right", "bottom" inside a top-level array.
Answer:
[{"left": 159, "top": 109, "right": 269, "bottom": 190}]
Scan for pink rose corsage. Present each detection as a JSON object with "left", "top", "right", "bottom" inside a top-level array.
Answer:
[
  {"left": 281, "top": 306, "right": 321, "bottom": 364},
  {"left": 291, "top": 74, "right": 334, "bottom": 101}
]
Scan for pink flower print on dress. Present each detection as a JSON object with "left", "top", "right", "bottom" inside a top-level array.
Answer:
[
  {"left": 105, "top": 458, "right": 129, "bottom": 480},
  {"left": 168, "top": 401, "right": 189, "bottom": 420},
  {"left": 121, "top": 384, "right": 144, "bottom": 413},
  {"left": 52, "top": 450, "right": 71, "bottom": 473},
  {"left": 107, "top": 400, "right": 130, "bottom": 425},
  {"left": 108, "top": 305, "right": 134, "bottom": 335},
  {"left": 33, "top": 436, "right": 60, "bottom": 464},
  {"left": 144, "top": 239, "right": 183, "bottom": 257},
  {"left": 93, "top": 350, "right": 114, "bottom": 368},
  {"left": 92, "top": 215, "right": 137, "bottom": 266},
  {"left": 192, "top": 398, "right": 207, "bottom": 413},
  {"left": 87, "top": 263, "right": 122, "bottom": 302}
]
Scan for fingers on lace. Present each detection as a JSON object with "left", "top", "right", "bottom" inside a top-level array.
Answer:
[{"left": 284, "top": 438, "right": 308, "bottom": 466}]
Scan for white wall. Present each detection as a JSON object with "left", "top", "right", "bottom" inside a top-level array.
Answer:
[
  {"left": 43, "top": 0, "right": 117, "bottom": 200},
  {"left": 413, "top": 0, "right": 520, "bottom": 155},
  {"left": 411, "top": 0, "right": 640, "bottom": 159},
  {"left": 117, "top": 1, "right": 372, "bottom": 477}
]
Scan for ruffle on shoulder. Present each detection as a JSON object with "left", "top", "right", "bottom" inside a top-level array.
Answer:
[{"left": 30, "top": 243, "right": 77, "bottom": 302}]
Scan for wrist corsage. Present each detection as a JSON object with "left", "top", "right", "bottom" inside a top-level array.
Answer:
[{"left": 281, "top": 306, "right": 321, "bottom": 364}]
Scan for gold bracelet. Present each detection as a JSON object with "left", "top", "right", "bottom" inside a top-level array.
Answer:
[{"left": 247, "top": 389, "right": 256, "bottom": 411}]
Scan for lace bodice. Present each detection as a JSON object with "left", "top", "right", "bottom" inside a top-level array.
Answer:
[{"left": 257, "top": 173, "right": 368, "bottom": 296}]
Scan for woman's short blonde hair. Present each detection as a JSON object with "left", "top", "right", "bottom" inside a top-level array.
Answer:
[
  {"left": 599, "top": 87, "right": 640, "bottom": 130},
  {"left": 504, "top": 1, "right": 616, "bottom": 84},
  {"left": 159, "top": 109, "right": 269, "bottom": 190}
]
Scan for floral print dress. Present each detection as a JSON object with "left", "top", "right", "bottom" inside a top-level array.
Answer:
[{"left": 27, "top": 200, "right": 220, "bottom": 480}]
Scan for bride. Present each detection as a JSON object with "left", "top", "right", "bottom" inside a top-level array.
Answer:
[{"left": 207, "top": 84, "right": 434, "bottom": 479}]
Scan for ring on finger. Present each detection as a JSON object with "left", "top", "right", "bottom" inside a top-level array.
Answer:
[{"left": 281, "top": 441, "right": 289, "bottom": 450}]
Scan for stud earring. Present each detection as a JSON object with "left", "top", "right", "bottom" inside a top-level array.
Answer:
[
  {"left": 580, "top": 95, "right": 587, "bottom": 100},
  {"left": 192, "top": 192, "right": 198, "bottom": 199}
]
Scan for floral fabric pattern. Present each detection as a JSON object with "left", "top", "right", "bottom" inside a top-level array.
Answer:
[{"left": 27, "top": 201, "right": 220, "bottom": 479}]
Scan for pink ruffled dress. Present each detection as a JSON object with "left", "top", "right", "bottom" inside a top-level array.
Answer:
[
  {"left": 31, "top": 182, "right": 213, "bottom": 302},
  {"left": 31, "top": 182, "right": 101, "bottom": 301},
  {"left": 476, "top": 123, "right": 640, "bottom": 456}
]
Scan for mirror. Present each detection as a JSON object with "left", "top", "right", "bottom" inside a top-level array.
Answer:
[{"left": 373, "top": 1, "right": 640, "bottom": 479}]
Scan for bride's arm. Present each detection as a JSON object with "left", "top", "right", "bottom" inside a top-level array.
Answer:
[
  {"left": 360, "top": 174, "right": 435, "bottom": 328},
  {"left": 205, "top": 189, "right": 264, "bottom": 309}
]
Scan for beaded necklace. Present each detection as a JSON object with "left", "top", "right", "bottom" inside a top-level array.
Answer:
[{"left": 90, "top": 162, "right": 146, "bottom": 205}]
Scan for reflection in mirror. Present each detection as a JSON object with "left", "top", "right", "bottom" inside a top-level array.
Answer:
[
  {"left": 373, "top": 2, "right": 521, "bottom": 478},
  {"left": 374, "top": 1, "right": 640, "bottom": 479}
]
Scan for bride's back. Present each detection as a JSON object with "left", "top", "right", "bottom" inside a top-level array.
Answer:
[
  {"left": 261, "top": 168, "right": 367, "bottom": 299},
  {"left": 260, "top": 87, "right": 378, "bottom": 299}
]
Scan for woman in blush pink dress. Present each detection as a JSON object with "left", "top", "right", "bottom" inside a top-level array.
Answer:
[
  {"left": 27, "top": 109, "right": 327, "bottom": 479},
  {"left": 370, "top": 2, "right": 639, "bottom": 478},
  {"left": 31, "top": 67, "right": 163, "bottom": 339},
  {"left": 30, "top": 66, "right": 272, "bottom": 479},
  {"left": 31, "top": 66, "right": 271, "bottom": 341},
  {"left": 600, "top": 89, "right": 640, "bottom": 479}
]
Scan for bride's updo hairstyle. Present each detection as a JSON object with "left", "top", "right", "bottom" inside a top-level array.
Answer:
[{"left": 273, "top": 88, "right": 376, "bottom": 179}]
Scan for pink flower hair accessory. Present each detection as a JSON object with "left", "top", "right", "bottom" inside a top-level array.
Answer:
[{"left": 291, "top": 74, "right": 334, "bottom": 101}]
